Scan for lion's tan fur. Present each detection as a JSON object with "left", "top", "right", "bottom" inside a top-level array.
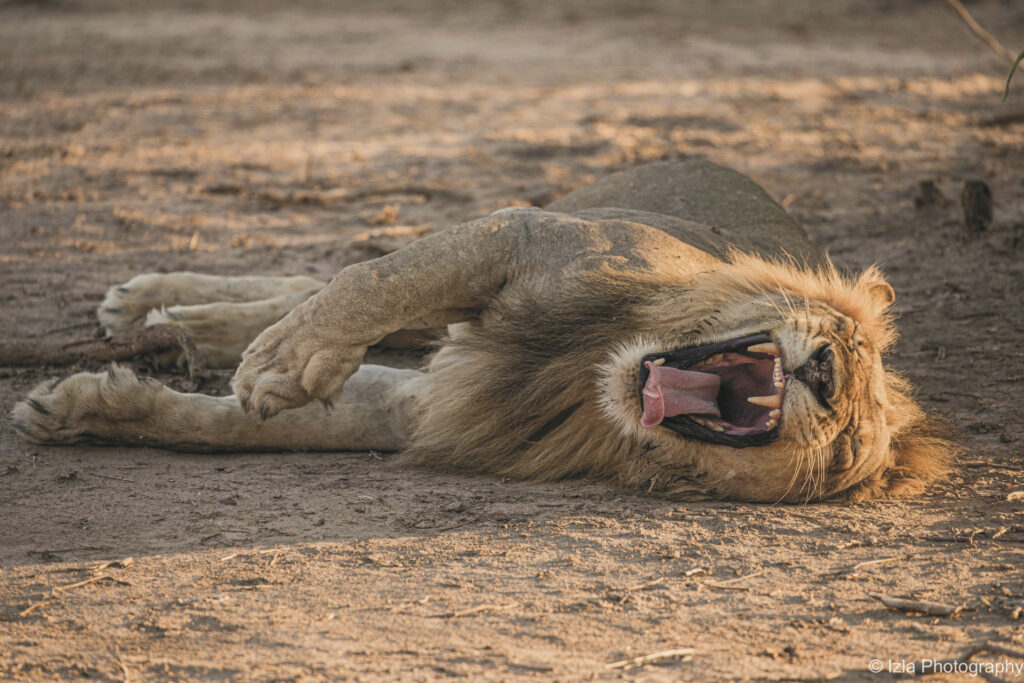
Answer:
[{"left": 12, "top": 161, "right": 954, "bottom": 503}]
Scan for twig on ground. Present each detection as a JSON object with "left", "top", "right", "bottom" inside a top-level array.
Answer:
[
  {"left": 19, "top": 575, "right": 131, "bottom": 617},
  {"left": 704, "top": 568, "right": 768, "bottom": 587},
  {"left": 92, "top": 558, "right": 135, "bottom": 572},
  {"left": 625, "top": 577, "right": 665, "bottom": 592},
  {"left": 837, "top": 556, "right": 904, "bottom": 575},
  {"left": 18, "top": 601, "right": 51, "bottom": 617},
  {"left": 113, "top": 647, "right": 131, "bottom": 683},
  {"left": 943, "top": 0, "right": 1017, "bottom": 62},
  {"left": 432, "top": 602, "right": 519, "bottom": 618},
  {"left": 0, "top": 324, "right": 204, "bottom": 383},
  {"left": 219, "top": 548, "right": 280, "bottom": 562},
  {"left": 869, "top": 593, "right": 964, "bottom": 617},
  {"left": 784, "top": 511, "right": 820, "bottom": 521},
  {"left": 919, "top": 535, "right": 969, "bottom": 543},
  {"left": 605, "top": 648, "right": 698, "bottom": 670},
  {"left": 852, "top": 557, "right": 903, "bottom": 571},
  {"left": 1006, "top": 491, "right": 1024, "bottom": 502},
  {"left": 53, "top": 575, "right": 131, "bottom": 593},
  {"left": 919, "top": 526, "right": 1019, "bottom": 543}
]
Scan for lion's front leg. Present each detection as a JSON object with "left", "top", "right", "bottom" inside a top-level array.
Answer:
[{"left": 232, "top": 217, "right": 523, "bottom": 419}]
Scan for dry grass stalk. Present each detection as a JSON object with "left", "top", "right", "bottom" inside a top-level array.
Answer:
[
  {"left": 869, "top": 593, "right": 964, "bottom": 617},
  {"left": 605, "top": 648, "right": 698, "bottom": 670}
]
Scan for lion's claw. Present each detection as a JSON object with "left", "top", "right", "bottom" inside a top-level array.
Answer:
[{"left": 232, "top": 322, "right": 367, "bottom": 420}]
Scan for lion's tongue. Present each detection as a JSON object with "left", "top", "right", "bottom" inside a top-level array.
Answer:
[{"left": 641, "top": 360, "right": 721, "bottom": 428}]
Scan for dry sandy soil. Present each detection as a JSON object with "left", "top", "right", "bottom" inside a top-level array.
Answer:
[{"left": 1, "top": 0, "right": 1023, "bottom": 680}]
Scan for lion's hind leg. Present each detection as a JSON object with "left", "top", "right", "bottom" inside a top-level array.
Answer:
[
  {"left": 99, "top": 273, "right": 324, "bottom": 333},
  {"left": 11, "top": 364, "right": 423, "bottom": 453},
  {"left": 145, "top": 290, "right": 322, "bottom": 368}
]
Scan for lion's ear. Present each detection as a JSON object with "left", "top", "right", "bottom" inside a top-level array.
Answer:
[
  {"left": 866, "top": 281, "right": 895, "bottom": 313},
  {"left": 849, "top": 268, "right": 896, "bottom": 345}
]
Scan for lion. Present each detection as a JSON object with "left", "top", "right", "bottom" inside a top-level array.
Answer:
[{"left": 10, "top": 160, "right": 952, "bottom": 502}]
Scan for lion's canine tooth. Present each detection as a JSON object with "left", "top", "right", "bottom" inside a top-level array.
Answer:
[
  {"left": 748, "top": 394, "right": 782, "bottom": 408},
  {"left": 748, "top": 342, "right": 781, "bottom": 356},
  {"left": 765, "top": 418, "right": 777, "bottom": 429},
  {"left": 709, "top": 423, "right": 724, "bottom": 432},
  {"left": 769, "top": 409, "right": 781, "bottom": 419},
  {"left": 706, "top": 353, "right": 723, "bottom": 365},
  {"left": 652, "top": 358, "right": 666, "bottom": 366}
]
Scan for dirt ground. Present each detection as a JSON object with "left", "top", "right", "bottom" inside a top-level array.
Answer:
[{"left": 1, "top": 0, "right": 1023, "bottom": 680}]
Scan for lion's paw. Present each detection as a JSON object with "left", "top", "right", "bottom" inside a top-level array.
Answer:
[
  {"left": 97, "top": 274, "right": 172, "bottom": 334},
  {"left": 10, "top": 365, "right": 160, "bottom": 445},
  {"left": 233, "top": 327, "right": 366, "bottom": 420}
]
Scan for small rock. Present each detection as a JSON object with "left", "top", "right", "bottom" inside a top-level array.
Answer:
[
  {"left": 914, "top": 180, "right": 947, "bottom": 208},
  {"left": 961, "top": 179, "right": 992, "bottom": 237}
]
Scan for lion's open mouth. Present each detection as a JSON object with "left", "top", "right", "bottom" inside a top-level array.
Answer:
[{"left": 638, "top": 333, "right": 783, "bottom": 448}]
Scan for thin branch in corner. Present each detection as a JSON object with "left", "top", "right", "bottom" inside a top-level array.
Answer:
[{"left": 943, "top": 0, "right": 1018, "bottom": 63}]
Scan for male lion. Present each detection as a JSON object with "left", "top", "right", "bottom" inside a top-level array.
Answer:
[{"left": 11, "top": 161, "right": 951, "bottom": 502}]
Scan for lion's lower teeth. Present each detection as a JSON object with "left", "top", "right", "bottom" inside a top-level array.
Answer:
[
  {"left": 769, "top": 409, "right": 781, "bottom": 419},
  {"left": 765, "top": 418, "right": 777, "bottom": 429},
  {"left": 693, "top": 417, "right": 724, "bottom": 432}
]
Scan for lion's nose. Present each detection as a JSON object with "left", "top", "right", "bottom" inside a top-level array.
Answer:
[{"left": 793, "top": 344, "right": 835, "bottom": 405}]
